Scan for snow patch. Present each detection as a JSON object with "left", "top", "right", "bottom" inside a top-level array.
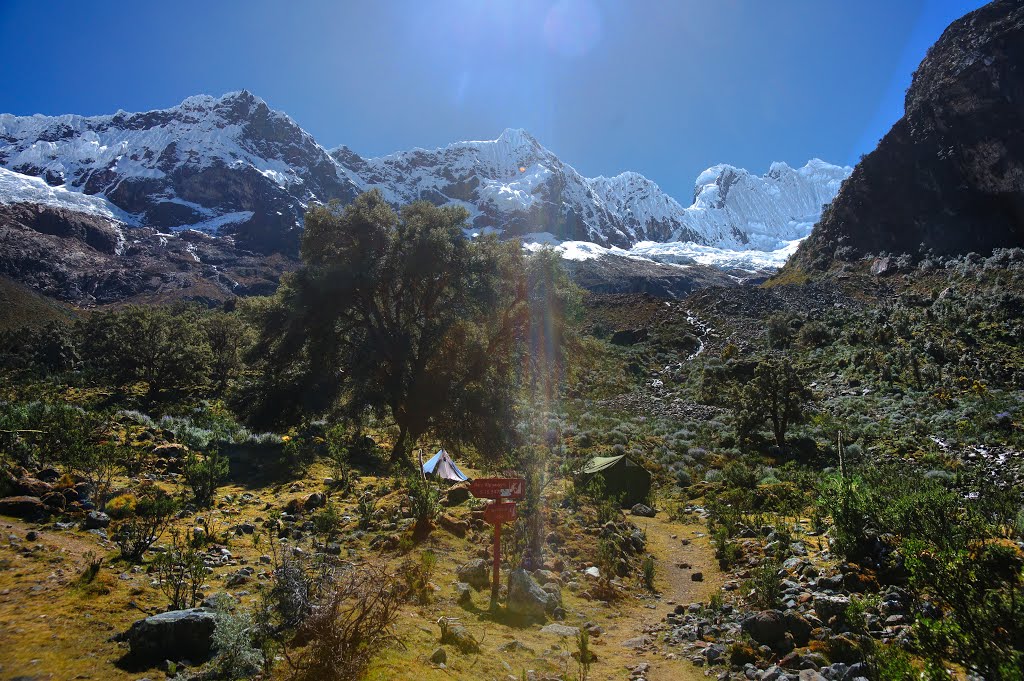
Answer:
[{"left": 0, "top": 167, "right": 137, "bottom": 224}]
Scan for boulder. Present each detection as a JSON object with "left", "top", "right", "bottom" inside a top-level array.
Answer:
[
  {"left": 304, "top": 492, "right": 325, "bottom": 510},
  {"left": 507, "top": 568, "right": 550, "bottom": 618},
  {"left": 456, "top": 558, "right": 490, "bottom": 591},
  {"left": 437, "top": 513, "right": 468, "bottom": 538},
  {"left": 0, "top": 496, "right": 49, "bottom": 520},
  {"left": 34, "top": 468, "right": 62, "bottom": 483},
  {"left": 441, "top": 623, "right": 479, "bottom": 654},
  {"left": 784, "top": 611, "right": 814, "bottom": 647},
  {"left": 630, "top": 503, "right": 656, "bottom": 517},
  {"left": 430, "top": 647, "right": 447, "bottom": 665},
  {"left": 85, "top": 510, "right": 111, "bottom": 529},
  {"left": 542, "top": 582, "right": 562, "bottom": 612},
  {"left": 741, "top": 610, "right": 787, "bottom": 647},
  {"left": 16, "top": 475, "right": 53, "bottom": 497},
  {"left": 814, "top": 594, "right": 851, "bottom": 622},
  {"left": 444, "top": 485, "right": 471, "bottom": 506},
  {"left": 455, "top": 582, "right": 473, "bottom": 606},
  {"left": 41, "top": 491, "right": 67, "bottom": 510},
  {"left": 115, "top": 608, "right": 216, "bottom": 664},
  {"left": 826, "top": 634, "right": 862, "bottom": 664}
]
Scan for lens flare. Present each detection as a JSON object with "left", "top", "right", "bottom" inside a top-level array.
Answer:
[{"left": 543, "top": 0, "right": 603, "bottom": 58}]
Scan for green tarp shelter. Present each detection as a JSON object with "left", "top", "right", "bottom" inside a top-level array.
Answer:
[{"left": 580, "top": 455, "right": 651, "bottom": 507}]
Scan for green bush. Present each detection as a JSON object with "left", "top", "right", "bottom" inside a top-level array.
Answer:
[
  {"left": 183, "top": 448, "right": 229, "bottom": 507},
  {"left": 212, "top": 598, "right": 264, "bottom": 679},
  {"left": 153, "top": 529, "right": 206, "bottom": 610},
  {"left": 641, "top": 555, "right": 656, "bottom": 591},
  {"left": 113, "top": 489, "right": 177, "bottom": 562},
  {"left": 406, "top": 475, "right": 440, "bottom": 530},
  {"left": 746, "top": 559, "right": 782, "bottom": 610}
]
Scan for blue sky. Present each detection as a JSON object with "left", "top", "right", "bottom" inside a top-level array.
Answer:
[{"left": 0, "top": 0, "right": 986, "bottom": 202}]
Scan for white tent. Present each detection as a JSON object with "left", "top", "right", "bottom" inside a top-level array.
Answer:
[{"left": 422, "top": 449, "right": 469, "bottom": 482}]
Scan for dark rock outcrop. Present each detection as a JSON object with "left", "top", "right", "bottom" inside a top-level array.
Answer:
[
  {"left": 791, "top": 0, "right": 1024, "bottom": 269},
  {"left": 0, "top": 495, "right": 49, "bottom": 520},
  {"left": 0, "top": 202, "right": 294, "bottom": 305},
  {"left": 563, "top": 254, "right": 739, "bottom": 299},
  {"left": 114, "top": 608, "right": 217, "bottom": 665}
]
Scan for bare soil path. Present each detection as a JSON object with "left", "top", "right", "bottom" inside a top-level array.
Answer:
[{"left": 596, "top": 513, "right": 723, "bottom": 681}]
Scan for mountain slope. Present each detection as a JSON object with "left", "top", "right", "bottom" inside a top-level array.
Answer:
[
  {"left": 0, "top": 90, "right": 359, "bottom": 253},
  {"left": 790, "top": 0, "right": 1024, "bottom": 270},
  {"left": 334, "top": 128, "right": 633, "bottom": 246},
  {"left": 1, "top": 93, "right": 849, "bottom": 254},
  {"left": 339, "top": 132, "right": 850, "bottom": 250}
]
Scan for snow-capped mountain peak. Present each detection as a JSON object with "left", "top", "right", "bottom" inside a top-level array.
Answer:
[
  {"left": 0, "top": 91, "right": 358, "bottom": 251},
  {"left": 0, "top": 91, "right": 851, "bottom": 258}
]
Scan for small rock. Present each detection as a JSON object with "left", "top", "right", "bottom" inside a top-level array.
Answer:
[
  {"left": 456, "top": 559, "right": 490, "bottom": 591},
  {"left": 540, "top": 623, "right": 579, "bottom": 637}
]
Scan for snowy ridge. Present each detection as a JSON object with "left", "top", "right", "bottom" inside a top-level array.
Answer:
[
  {"left": 0, "top": 91, "right": 850, "bottom": 269},
  {"left": 0, "top": 91, "right": 356, "bottom": 245},
  {"left": 0, "top": 166, "right": 137, "bottom": 223},
  {"left": 335, "top": 128, "right": 628, "bottom": 245},
  {"left": 522, "top": 230, "right": 802, "bottom": 273},
  {"left": 589, "top": 159, "right": 851, "bottom": 251}
]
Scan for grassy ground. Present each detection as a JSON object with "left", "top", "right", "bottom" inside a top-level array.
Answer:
[{"left": 0, "top": 457, "right": 724, "bottom": 681}]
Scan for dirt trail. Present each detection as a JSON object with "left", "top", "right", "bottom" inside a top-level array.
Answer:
[{"left": 597, "top": 513, "right": 723, "bottom": 681}]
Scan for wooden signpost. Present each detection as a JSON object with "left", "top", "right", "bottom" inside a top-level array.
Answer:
[
  {"left": 469, "top": 477, "right": 526, "bottom": 500},
  {"left": 470, "top": 477, "right": 525, "bottom": 605}
]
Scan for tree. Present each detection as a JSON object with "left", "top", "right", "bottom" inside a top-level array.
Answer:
[
  {"left": 183, "top": 448, "right": 229, "bottom": 507},
  {"left": 82, "top": 305, "right": 211, "bottom": 399},
  {"left": 735, "top": 357, "right": 811, "bottom": 449},
  {"left": 203, "top": 310, "right": 253, "bottom": 394},
  {"left": 247, "top": 191, "right": 527, "bottom": 464}
]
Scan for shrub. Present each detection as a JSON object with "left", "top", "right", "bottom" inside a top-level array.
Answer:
[
  {"left": 766, "top": 313, "right": 794, "bottom": 349},
  {"left": 357, "top": 493, "right": 376, "bottom": 531},
  {"left": 312, "top": 502, "right": 342, "bottom": 542},
  {"left": 866, "top": 643, "right": 916, "bottom": 681},
  {"left": 721, "top": 460, "right": 758, "bottom": 490},
  {"left": 641, "top": 555, "right": 656, "bottom": 591},
  {"left": 106, "top": 493, "right": 138, "bottom": 519},
  {"left": 281, "top": 421, "right": 324, "bottom": 473},
  {"left": 153, "top": 529, "right": 207, "bottom": 610},
  {"left": 113, "top": 489, "right": 176, "bottom": 562},
  {"left": 79, "top": 550, "right": 103, "bottom": 585},
  {"left": 576, "top": 627, "right": 593, "bottom": 680},
  {"left": 282, "top": 564, "right": 404, "bottom": 681},
  {"left": 183, "top": 448, "right": 229, "bottom": 507},
  {"left": 406, "top": 475, "right": 440, "bottom": 532},
  {"left": 798, "top": 321, "right": 832, "bottom": 348},
  {"left": 211, "top": 598, "right": 264, "bottom": 679},
  {"left": 402, "top": 550, "right": 437, "bottom": 605},
  {"left": 673, "top": 468, "right": 692, "bottom": 488},
  {"left": 746, "top": 559, "right": 782, "bottom": 610}
]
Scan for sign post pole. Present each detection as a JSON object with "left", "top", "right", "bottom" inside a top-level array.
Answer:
[
  {"left": 470, "top": 478, "right": 524, "bottom": 610},
  {"left": 491, "top": 520, "right": 501, "bottom": 608}
]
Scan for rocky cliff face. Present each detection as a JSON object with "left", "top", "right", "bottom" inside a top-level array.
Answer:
[{"left": 791, "top": 0, "right": 1024, "bottom": 270}]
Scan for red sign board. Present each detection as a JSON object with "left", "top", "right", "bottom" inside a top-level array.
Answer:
[
  {"left": 483, "top": 501, "right": 518, "bottom": 525},
  {"left": 469, "top": 477, "right": 526, "bottom": 500}
]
